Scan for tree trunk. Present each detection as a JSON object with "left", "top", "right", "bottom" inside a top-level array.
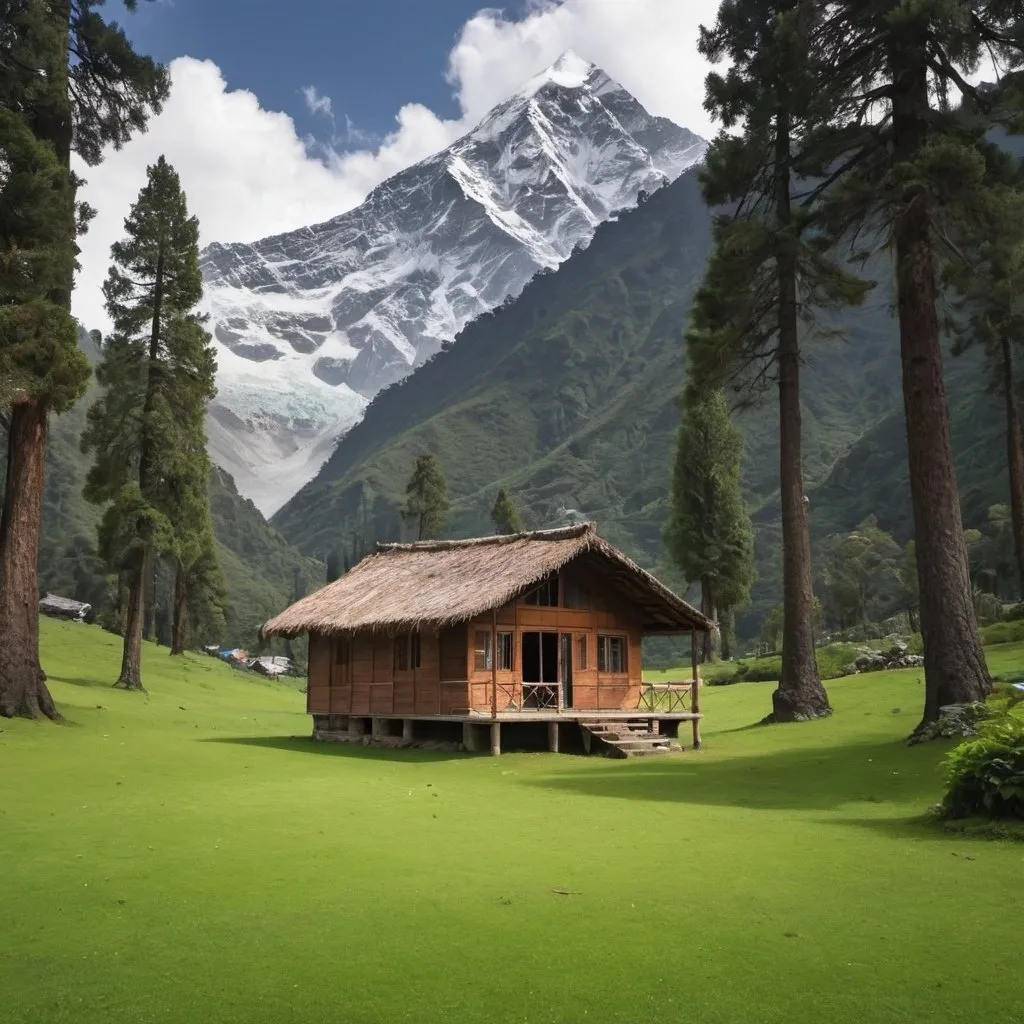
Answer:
[
  {"left": 0, "top": 402, "right": 59, "bottom": 720},
  {"left": 698, "top": 575, "right": 715, "bottom": 663},
  {"left": 116, "top": 548, "right": 148, "bottom": 690},
  {"left": 890, "top": 39, "right": 990, "bottom": 735},
  {"left": 170, "top": 564, "right": 188, "bottom": 655},
  {"left": 1000, "top": 335, "right": 1024, "bottom": 600},
  {"left": 0, "top": 8, "right": 74, "bottom": 721},
  {"left": 771, "top": 104, "right": 831, "bottom": 723}
]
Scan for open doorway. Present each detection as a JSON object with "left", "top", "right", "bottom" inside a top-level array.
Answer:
[{"left": 522, "top": 632, "right": 559, "bottom": 709}]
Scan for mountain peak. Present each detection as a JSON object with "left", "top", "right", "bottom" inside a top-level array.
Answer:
[{"left": 522, "top": 49, "right": 600, "bottom": 96}]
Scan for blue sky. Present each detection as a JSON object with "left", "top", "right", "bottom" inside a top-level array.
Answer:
[{"left": 122, "top": 0, "right": 528, "bottom": 148}]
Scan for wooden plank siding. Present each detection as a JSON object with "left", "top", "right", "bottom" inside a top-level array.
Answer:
[{"left": 304, "top": 564, "right": 650, "bottom": 718}]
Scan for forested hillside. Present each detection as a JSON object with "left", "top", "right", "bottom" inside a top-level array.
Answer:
[
  {"left": 270, "top": 167, "right": 1013, "bottom": 638},
  {"left": 0, "top": 330, "right": 320, "bottom": 649}
]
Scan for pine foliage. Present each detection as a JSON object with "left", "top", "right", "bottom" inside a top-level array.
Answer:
[{"left": 402, "top": 454, "right": 450, "bottom": 541}]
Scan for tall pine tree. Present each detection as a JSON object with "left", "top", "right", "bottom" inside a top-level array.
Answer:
[
  {"left": 0, "top": 1, "right": 167, "bottom": 719},
  {"left": 403, "top": 454, "right": 450, "bottom": 541},
  {"left": 82, "top": 156, "right": 217, "bottom": 689},
  {"left": 812, "top": 2, "right": 1024, "bottom": 733},
  {"left": 491, "top": 488, "right": 524, "bottom": 534},
  {"left": 665, "top": 387, "right": 756, "bottom": 662},
  {"left": 690, "top": 0, "right": 869, "bottom": 719}
]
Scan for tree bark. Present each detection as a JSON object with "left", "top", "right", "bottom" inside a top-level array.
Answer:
[
  {"left": 116, "top": 548, "right": 148, "bottom": 690},
  {"left": 698, "top": 574, "right": 715, "bottom": 663},
  {"left": 1000, "top": 335, "right": 1024, "bottom": 601},
  {"left": 771, "top": 104, "right": 831, "bottom": 723},
  {"left": 890, "top": 38, "right": 990, "bottom": 735},
  {"left": 0, "top": 402, "right": 59, "bottom": 720},
  {"left": 170, "top": 564, "right": 188, "bottom": 655}
]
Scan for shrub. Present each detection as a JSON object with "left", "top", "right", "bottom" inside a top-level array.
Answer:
[
  {"left": 980, "top": 619, "right": 1024, "bottom": 646},
  {"left": 941, "top": 710, "right": 1024, "bottom": 820},
  {"left": 1003, "top": 603, "right": 1024, "bottom": 622}
]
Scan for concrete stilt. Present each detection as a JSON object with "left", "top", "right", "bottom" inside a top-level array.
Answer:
[
  {"left": 547, "top": 721, "right": 560, "bottom": 753},
  {"left": 402, "top": 719, "right": 414, "bottom": 741},
  {"left": 490, "top": 722, "right": 501, "bottom": 757}
]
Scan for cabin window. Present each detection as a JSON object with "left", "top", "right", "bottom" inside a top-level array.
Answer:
[
  {"left": 524, "top": 574, "right": 559, "bottom": 606},
  {"left": 498, "top": 631, "right": 513, "bottom": 671},
  {"left": 597, "top": 635, "right": 626, "bottom": 674},
  {"left": 562, "top": 576, "right": 591, "bottom": 609},
  {"left": 474, "top": 631, "right": 492, "bottom": 671},
  {"left": 576, "top": 635, "right": 589, "bottom": 671},
  {"left": 395, "top": 632, "right": 421, "bottom": 671},
  {"left": 335, "top": 639, "right": 350, "bottom": 666}
]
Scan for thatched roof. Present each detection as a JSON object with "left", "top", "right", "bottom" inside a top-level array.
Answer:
[{"left": 261, "top": 524, "right": 709, "bottom": 638}]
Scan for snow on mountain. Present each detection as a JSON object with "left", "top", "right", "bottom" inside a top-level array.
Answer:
[{"left": 200, "top": 50, "right": 706, "bottom": 515}]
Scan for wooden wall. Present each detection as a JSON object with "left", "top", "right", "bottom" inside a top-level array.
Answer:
[{"left": 306, "top": 626, "right": 469, "bottom": 717}]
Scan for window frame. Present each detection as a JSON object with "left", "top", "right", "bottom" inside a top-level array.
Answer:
[
  {"left": 524, "top": 574, "right": 559, "bottom": 607},
  {"left": 474, "top": 630, "right": 493, "bottom": 672},
  {"left": 575, "top": 634, "right": 589, "bottom": 671},
  {"left": 597, "top": 634, "right": 627, "bottom": 674},
  {"left": 497, "top": 631, "right": 514, "bottom": 671},
  {"left": 394, "top": 632, "right": 421, "bottom": 672}
]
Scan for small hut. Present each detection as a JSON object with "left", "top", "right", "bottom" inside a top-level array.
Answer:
[{"left": 261, "top": 524, "right": 711, "bottom": 757}]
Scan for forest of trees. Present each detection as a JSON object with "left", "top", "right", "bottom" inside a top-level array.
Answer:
[{"left": 667, "top": 0, "right": 1024, "bottom": 737}]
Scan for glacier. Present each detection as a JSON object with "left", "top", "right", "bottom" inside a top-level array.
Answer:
[{"left": 200, "top": 50, "right": 706, "bottom": 515}]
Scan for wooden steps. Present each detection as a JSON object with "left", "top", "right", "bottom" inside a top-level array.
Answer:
[{"left": 579, "top": 719, "right": 681, "bottom": 759}]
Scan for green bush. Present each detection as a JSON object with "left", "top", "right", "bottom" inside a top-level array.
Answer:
[
  {"left": 941, "top": 710, "right": 1024, "bottom": 820},
  {"left": 1003, "top": 603, "right": 1024, "bottom": 622},
  {"left": 980, "top": 619, "right": 1024, "bottom": 646}
]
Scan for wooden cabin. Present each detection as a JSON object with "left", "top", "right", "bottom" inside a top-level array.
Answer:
[{"left": 261, "top": 524, "right": 711, "bottom": 757}]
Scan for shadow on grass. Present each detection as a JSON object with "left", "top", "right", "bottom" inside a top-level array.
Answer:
[
  {"left": 48, "top": 675, "right": 118, "bottom": 690},
  {"left": 204, "top": 735, "right": 466, "bottom": 763},
  {"left": 529, "top": 736, "right": 947, "bottom": 814}
]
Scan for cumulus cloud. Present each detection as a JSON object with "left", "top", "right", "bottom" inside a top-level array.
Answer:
[{"left": 73, "top": 0, "right": 719, "bottom": 332}]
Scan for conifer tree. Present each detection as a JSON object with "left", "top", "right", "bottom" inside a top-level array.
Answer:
[
  {"left": 0, "top": 1, "right": 167, "bottom": 719},
  {"left": 945, "top": 155, "right": 1024, "bottom": 600},
  {"left": 403, "top": 454, "right": 450, "bottom": 540},
  {"left": 82, "top": 156, "right": 216, "bottom": 689},
  {"left": 665, "top": 387, "right": 756, "bottom": 662},
  {"left": 491, "top": 487, "right": 524, "bottom": 534},
  {"left": 812, "top": 2, "right": 1024, "bottom": 732},
  {"left": 690, "top": 0, "right": 869, "bottom": 718}
]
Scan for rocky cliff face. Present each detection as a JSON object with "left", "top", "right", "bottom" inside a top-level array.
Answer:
[{"left": 200, "top": 51, "right": 706, "bottom": 514}]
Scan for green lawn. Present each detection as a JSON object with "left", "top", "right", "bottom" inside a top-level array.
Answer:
[{"left": 4, "top": 621, "right": 1024, "bottom": 1024}]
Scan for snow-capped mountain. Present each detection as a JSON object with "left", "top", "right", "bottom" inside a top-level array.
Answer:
[{"left": 201, "top": 51, "right": 706, "bottom": 515}]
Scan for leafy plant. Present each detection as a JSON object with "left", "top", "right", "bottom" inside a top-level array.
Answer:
[{"left": 941, "top": 710, "right": 1024, "bottom": 820}]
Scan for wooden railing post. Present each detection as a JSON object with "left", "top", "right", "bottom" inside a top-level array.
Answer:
[{"left": 491, "top": 608, "right": 498, "bottom": 719}]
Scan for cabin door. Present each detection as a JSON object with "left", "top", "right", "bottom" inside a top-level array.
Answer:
[{"left": 559, "top": 633, "right": 573, "bottom": 708}]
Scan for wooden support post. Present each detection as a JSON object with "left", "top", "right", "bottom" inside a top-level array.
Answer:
[
  {"left": 490, "top": 722, "right": 501, "bottom": 756},
  {"left": 548, "top": 721, "right": 559, "bottom": 753},
  {"left": 402, "top": 719, "right": 414, "bottom": 741},
  {"left": 690, "top": 631, "right": 702, "bottom": 750},
  {"left": 491, "top": 609, "right": 498, "bottom": 718}
]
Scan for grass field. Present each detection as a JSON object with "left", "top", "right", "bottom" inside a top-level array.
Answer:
[{"left": 4, "top": 621, "right": 1024, "bottom": 1024}]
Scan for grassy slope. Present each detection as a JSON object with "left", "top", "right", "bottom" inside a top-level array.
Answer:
[{"left": 3, "top": 620, "right": 1024, "bottom": 1024}]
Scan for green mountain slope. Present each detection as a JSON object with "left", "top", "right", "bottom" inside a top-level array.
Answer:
[
  {"left": 271, "top": 169, "right": 914, "bottom": 623},
  {"left": 1, "top": 329, "right": 321, "bottom": 649}
]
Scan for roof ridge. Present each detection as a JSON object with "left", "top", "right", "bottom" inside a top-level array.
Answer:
[{"left": 376, "top": 522, "right": 595, "bottom": 553}]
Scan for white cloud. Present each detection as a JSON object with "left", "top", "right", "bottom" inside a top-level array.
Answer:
[
  {"left": 73, "top": 0, "right": 719, "bottom": 332},
  {"left": 301, "top": 84, "right": 334, "bottom": 119}
]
